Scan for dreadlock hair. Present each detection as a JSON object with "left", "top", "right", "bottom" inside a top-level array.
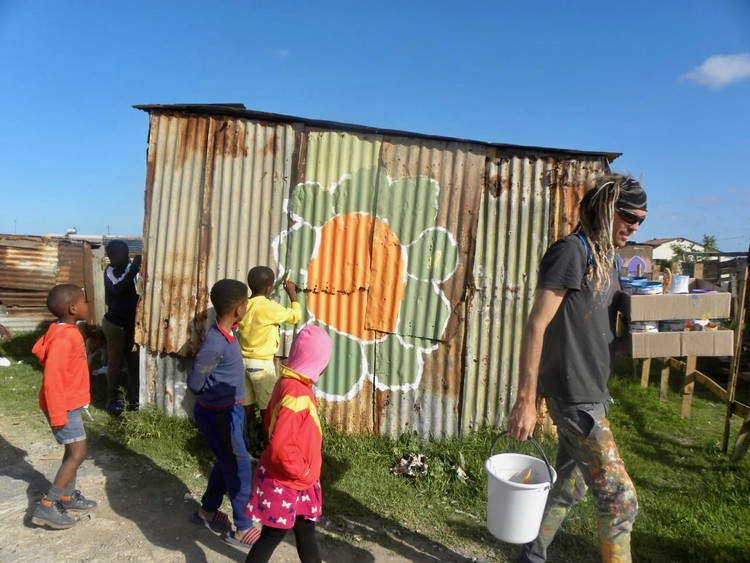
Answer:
[{"left": 577, "top": 173, "right": 639, "bottom": 293}]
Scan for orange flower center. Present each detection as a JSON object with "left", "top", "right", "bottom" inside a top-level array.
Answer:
[{"left": 307, "top": 213, "right": 406, "bottom": 342}]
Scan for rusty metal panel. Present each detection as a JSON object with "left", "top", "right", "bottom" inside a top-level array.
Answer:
[
  {"left": 205, "top": 118, "right": 297, "bottom": 292},
  {"left": 137, "top": 113, "right": 297, "bottom": 361},
  {"left": 462, "top": 155, "right": 611, "bottom": 433},
  {"left": 0, "top": 236, "right": 100, "bottom": 332},
  {"left": 136, "top": 112, "right": 211, "bottom": 356},
  {"left": 143, "top": 350, "right": 195, "bottom": 416},
  {"left": 0, "top": 236, "right": 58, "bottom": 333},
  {"left": 57, "top": 241, "right": 86, "bottom": 287},
  {"left": 137, "top": 112, "right": 297, "bottom": 414},
  {"left": 373, "top": 138, "right": 486, "bottom": 437},
  {"left": 0, "top": 236, "right": 58, "bottom": 291},
  {"left": 57, "top": 240, "right": 97, "bottom": 325}
]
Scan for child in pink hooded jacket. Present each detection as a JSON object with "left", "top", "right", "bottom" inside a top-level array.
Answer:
[{"left": 245, "top": 325, "right": 332, "bottom": 563}]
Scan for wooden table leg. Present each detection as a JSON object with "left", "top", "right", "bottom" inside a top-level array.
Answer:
[
  {"left": 659, "top": 359, "right": 670, "bottom": 402},
  {"left": 681, "top": 356, "right": 697, "bottom": 418},
  {"left": 640, "top": 358, "right": 652, "bottom": 388}
]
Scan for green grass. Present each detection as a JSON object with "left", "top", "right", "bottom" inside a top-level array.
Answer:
[{"left": 2, "top": 334, "right": 749, "bottom": 562}]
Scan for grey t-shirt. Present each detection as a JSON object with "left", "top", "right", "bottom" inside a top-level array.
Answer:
[{"left": 537, "top": 234, "right": 621, "bottom": 403}]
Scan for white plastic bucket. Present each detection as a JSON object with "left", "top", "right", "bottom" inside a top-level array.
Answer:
[
  {"left": 667, "top": 274, "right": 690, "bottom": 294},
  {"left": 485, "top": 434, "right": 557, "bottom": 544}
]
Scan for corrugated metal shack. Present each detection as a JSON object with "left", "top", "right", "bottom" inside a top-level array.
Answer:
[
  {"left": 134, "top": 104, "right": 618, "bottom": 437},
  {"left": 0, "top": 235, "right": 98, "bottom": 333},
  {"left": 0, "top": 235, "right": 142, "bottom": 335}
]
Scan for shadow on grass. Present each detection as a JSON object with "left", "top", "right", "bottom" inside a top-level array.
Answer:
[
  {"left": 0, "top": 435, "right": 51, "bottom": 527},
  {"left": 322, "top": 454, "right": 474, "bottom": 562},
  {"left": 633, "top": 531, "right": 750, "bottom": 563}
]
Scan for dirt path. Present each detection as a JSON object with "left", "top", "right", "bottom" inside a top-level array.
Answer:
[{"left": 0, "top": 415, "right": 497, "bottom": 562}]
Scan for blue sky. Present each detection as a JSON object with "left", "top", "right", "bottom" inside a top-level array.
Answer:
[{"left": 1, "top": 1, "right": 749, "bottom": 251}]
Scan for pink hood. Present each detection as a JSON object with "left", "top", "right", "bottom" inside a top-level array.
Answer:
[{"left": 285, "top": 325, "right": 332, "bottom": 384}]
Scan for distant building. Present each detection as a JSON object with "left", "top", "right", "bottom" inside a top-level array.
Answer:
[
  {"left": 616, "top": 242, "right": 654, "bottom": 275},
  {"left": 641, "top": 237, "right": 705, "bottom": 262}
]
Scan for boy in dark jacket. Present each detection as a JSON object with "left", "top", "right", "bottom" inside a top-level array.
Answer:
[
  {"left": 32, "top": 284, "right": 98, "bottom": 529},
  {"left": 101, "top": 240, "right": 141, "bottom": 412},
  {"left": 188, "top": 279, "right": 260, "bottom": 548}
]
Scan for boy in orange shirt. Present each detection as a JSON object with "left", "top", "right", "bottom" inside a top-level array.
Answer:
[{"left": 32, "top": 284, "right": 97, "bottom": 528}]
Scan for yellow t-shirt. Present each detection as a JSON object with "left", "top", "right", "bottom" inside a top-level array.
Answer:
[{"left": 238, "top": 297, "right": 301, "bottom": 360}]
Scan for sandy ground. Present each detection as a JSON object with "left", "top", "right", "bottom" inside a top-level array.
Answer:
[{"left": 0, "top": 414, "right": 495, "bottom": 563}]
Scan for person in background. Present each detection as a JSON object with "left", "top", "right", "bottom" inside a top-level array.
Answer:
[
  {"left": 238, "top": 266, "right": 301, "bottom": 454},
  {"left": 32, "top": 284, "right": 98, "bottom": 529},
  {"left": 188, "top": 279, "right": 260, "bottom": 548},
  {"left": 508, "top": 174, "right": 647, "bottom": 563},
  {"left": 245, "top": 325, "right": 332, "bottom": 563},
  {"left": 101, "top": 240, "right": 140, "bottom": 412}
]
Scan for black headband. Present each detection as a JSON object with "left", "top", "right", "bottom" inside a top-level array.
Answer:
[{"left": 616, "top": 177, "right": 647, "bottom": 211}]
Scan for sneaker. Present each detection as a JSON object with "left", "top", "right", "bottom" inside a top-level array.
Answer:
[
  {"left": 105, "top": 400, "right": 125, "bottom": 413},
  {"left": 32, "top": 499, "right": 77, "bottom": 529},
  {"left": 61, "top": 490, "right": 97, "bottom": 513}
]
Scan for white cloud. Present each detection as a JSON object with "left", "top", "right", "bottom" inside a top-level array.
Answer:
[
  {"left": 262, "top": 48, "right": 291, "bottom": 60},
  {"left": 681, "top": 53, "right": 750, "bottom": 89}
]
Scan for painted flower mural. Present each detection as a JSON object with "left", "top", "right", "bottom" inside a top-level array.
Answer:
[{"left": 273, "top": 166, "right": 458, "bottom": 401}]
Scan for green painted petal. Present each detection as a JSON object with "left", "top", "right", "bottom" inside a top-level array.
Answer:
[
  {"left": 275, "top": 223, "right": 316, "bottom": 290},
  {"left": 314, "top": 328, "right": 365, "bottom": 398},
  {"left": 393, "top": 331, "right": 438, "bottom": 351},
  {"left": 288, "top": 183, "right": 335, "bottom": 227},
  {"left": 397, "top": 278, "right": 450, "bottom": 341},
  {"left": 366, "top": 333, "right": 422, "bottom": 389},
  {"left": 377, "top": 176, "right": 439, "bottom": 244},
  {"left": 333, "top": 167, "right": 387, "bottom": 215},
  {"left": 406, "top": 228, "right": 458, "bottom": 283}
]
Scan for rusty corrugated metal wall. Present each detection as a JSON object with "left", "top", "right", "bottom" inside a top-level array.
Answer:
[
  {"left": 134, "top": 105, "right": 616, "bottom": 433},
  {"left": 462, "top": 156, "right": 609, "bottom": 433},
  {"left": 0, "top": 236, "right": 98, "bottom": 333},
  {"left": 136, "top": 112, "right": 297, "bottom": 413}
]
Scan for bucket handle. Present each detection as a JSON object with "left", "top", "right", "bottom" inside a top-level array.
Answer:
[{"left": 489, "top": 431, "right": 554, "bottom": 484}]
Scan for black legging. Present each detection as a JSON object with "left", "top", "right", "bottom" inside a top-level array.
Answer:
[{"left": 245, "top": 517, "right": 321, "bottom": 563}]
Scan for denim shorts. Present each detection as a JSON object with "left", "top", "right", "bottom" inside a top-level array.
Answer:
[{"left": 45, "top": 407, "right": 87, "bottom": 445}]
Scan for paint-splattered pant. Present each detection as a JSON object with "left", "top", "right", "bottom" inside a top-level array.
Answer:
[{"left": 517, "top": 399, "right": 638, "bottom": 563}]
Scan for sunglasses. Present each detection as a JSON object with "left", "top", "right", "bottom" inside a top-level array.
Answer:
[{"left": 616, "top": 208, "right": 646, "bottom": 226}]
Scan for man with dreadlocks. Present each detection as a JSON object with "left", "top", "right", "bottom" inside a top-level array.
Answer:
[{"left": 508, "top": 173, "right": 647, "bottom": 563}]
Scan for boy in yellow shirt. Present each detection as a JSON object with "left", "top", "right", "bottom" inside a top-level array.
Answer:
[{"left": 238, "top": 266, "right": 301, "bottom": 450}]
